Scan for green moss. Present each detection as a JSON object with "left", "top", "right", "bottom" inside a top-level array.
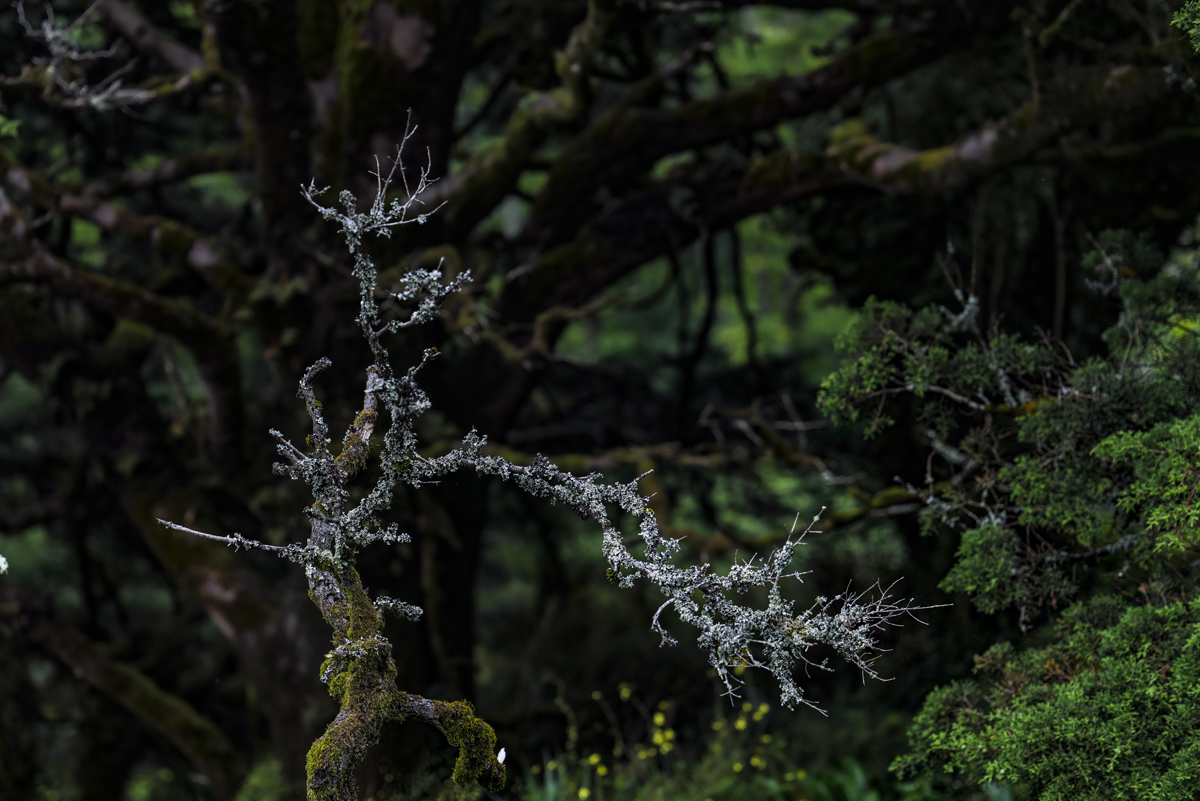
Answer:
[
  {"left": 432, "top": 699, "right": 505, "bottom": 791},
  {"left": 304, "top": 573, "right": 399, "bottom": 800},
  {"left": 334, "top": 406, "right": 377, "bottom": 478},
  {"left": 343, "top": 570, "right": 379, "bottom": 639}
]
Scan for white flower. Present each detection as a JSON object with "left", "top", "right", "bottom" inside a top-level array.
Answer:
[
  {"left": 0, "top": 554, "right": 7, "bottom": 574},
  {"left": 497, "top": 748, "right": 506, "bottom": 764}
]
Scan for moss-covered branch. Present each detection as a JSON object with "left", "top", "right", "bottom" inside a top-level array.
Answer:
[
  {"left": 522, "top": 27, "right": 946, "bottom": 245},
  {"left": 438, "top": 0, "right": 616, "bottom": 239},
  {"left": 501, "top": 60, "right": 1172, "bottom": 326},
  {"left": 303, "top": 563, "right": 505, "bottom": 800},
  {"left": 96, "top": 0, "right": 204, "bottom": 73},
  {"left": 824, "top": 64, "right": 1170, "bottom": 192},
  {"left": 32, "top": 621, "right": 245, "bottom": 801},
  {"left": 80, "top": 143, "right": 250, "bottom": 198},
  {"left": 0, "top": 145, "right": 254, "bottom": 301},
  {"left": 0, "top": 191, "right": 244, "bottom": 466}
]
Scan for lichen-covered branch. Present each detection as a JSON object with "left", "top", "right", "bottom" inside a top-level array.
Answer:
[
  {"left": 5, "top": 1, "right": 210, "bottom": 111},
  {"left": 159, "top": 135, "right": 933, "bottom": 796}
]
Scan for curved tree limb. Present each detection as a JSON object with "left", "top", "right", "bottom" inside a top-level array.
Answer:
[
  {"left": 32, "top": 620, "right": 244, "bottom": 801},
  {"left": 96, "top": 0, "right": 204, "bottom": 73},
  {"left": 438, "top": 0, "right": 618, "bottom": 239},
  {"left": 502, "top": 62, "right": 1173, "bottom": 325},
  {"left": 60, "top": 194, "right": 255, "bottom": 300},
  {"left": 823, "top": 64, "right": 1171, "bottom": 192},
  {"left": 0, "top": 145, "right": 254, "bottom": 300},
  {"left": 80, "top": 144, "right": 251, "bottom": 198},
  {"left": 522, "top": 26, "right": 949, "bottom": 246},
  {"left": 0, "top": 63, "right": 214, "bottom": 110},
  {"left": 0, "top": 189, "right": 244, "bottom": 466}
]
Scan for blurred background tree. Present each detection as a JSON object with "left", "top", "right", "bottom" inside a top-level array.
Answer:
[{"left": 0, "top": 1, "right": 1197, "bottom": 799}]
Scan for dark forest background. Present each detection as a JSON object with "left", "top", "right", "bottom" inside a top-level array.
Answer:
[{"left": 1, "top": 1, "right": 1198, "bottom": 799}]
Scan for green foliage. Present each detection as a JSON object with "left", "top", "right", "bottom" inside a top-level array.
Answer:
[
  {"left": 817, "top": 295, "right": 1053, "bottom": 440},
  {"left": 937, "top": 525, "right": 1023, "bottom": 615},
  {"left": 892, "top": 595, "right": 1200, "bottom": 800},
  {"left": 235, "top": 759, "right": 288, "bottom": 801},
  {"left": 1093, "top": 414, "right": 1200, "bottom": 553},
  {"left": 820, "top": 231, "right": 1200, "bottom": 797},
  {"left": 821, "top": 233, "right": 1200, "bottom": 618},
  {"left": 0, "top": 113, "right": 18, "bottom": 138},
  {"left": 514, "top": 707, "right": 942, "bottom": 801},
  {"left": 1173, "top": 1, "right": 1200, "bottom": 52}
]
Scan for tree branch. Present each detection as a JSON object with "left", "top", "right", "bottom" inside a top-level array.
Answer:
[
  {"left": 32, "top": 620, "right": 244, "bottom": 801},
  {"left": 121, "top": 482, "right": 328, "bottom": 790},
  {"left": 522, "top": 27, "right": 948, "bottom": 246},
  {"left": 80, "top": 144, "right": 251, "bottom": 197},
  {"left": 96, "top": 0, "right": 204, "bottom": 73},
  {"left": 824, "top": 65, "right": 1170, "bottom": 192},
  {"left": 501, "top": 61, "right": 1171, "bottom": 326},
  {"left": 0, "top": 145, "right": 254, "bottom": 301},
  {"left": 438, "top": 0, "right": 618, "bottom": 239},
  {"left": 0, "top": 189, "right": 244, "bottom": 466}
]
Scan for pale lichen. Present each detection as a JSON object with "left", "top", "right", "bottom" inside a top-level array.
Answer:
[{"left": 161, "top": 126, "right": 929, "bottom": 799}]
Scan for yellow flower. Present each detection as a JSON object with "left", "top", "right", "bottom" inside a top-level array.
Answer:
[
  {"left": 588, "top": 753, "right": 601, "bottom": 765},
  {"left": 711, "top": 720, "right": 725, "bottom": 731},
  {"left": 734, "top": 717, "right": 748, "bottom": 731},
  {"left": 596, "top": 765, "right": 609, "bottom": 776},
  {"left": 732, "top": 762, "right": 744, "bottom": 772},
  {"left": 760, "top": 735, "right": 772, "bottom": 744},
  {"left": 653, "top": 712, "right": 665, "bottom": 726},
  {"left": 578, "top": 790, "right": 590, "bottom": 799},
  {"left": 750, "top": 756, "right": 766, "bottom": 769}
]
